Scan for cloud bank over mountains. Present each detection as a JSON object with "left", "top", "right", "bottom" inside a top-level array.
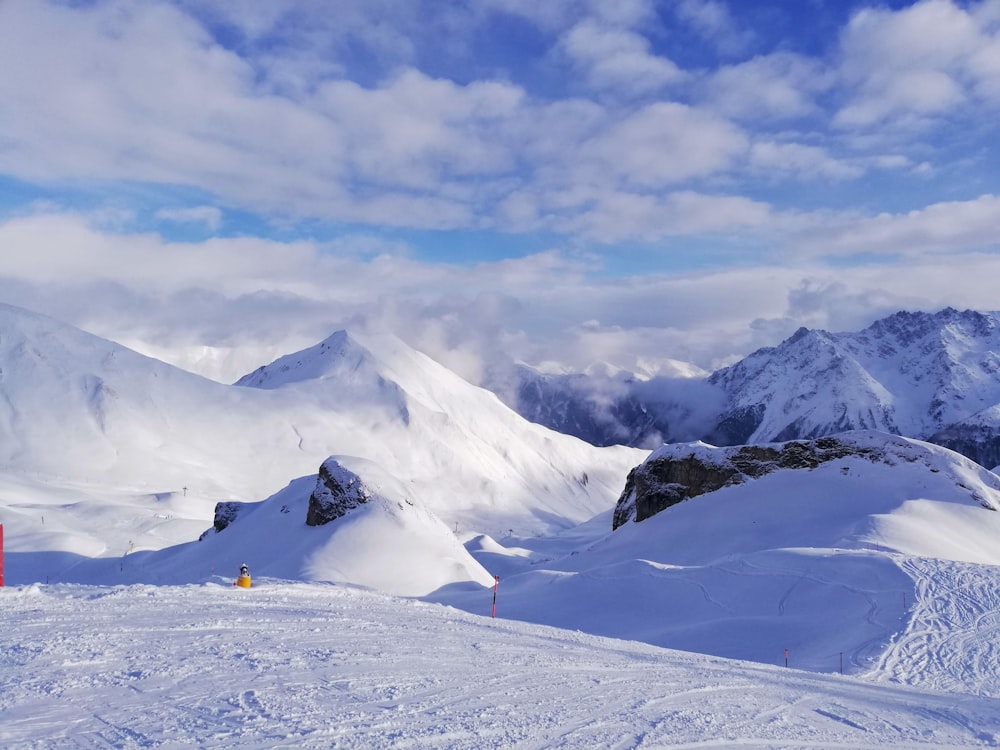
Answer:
[{"left": 0, "top": 0, "right": 998, "bottom": 382}]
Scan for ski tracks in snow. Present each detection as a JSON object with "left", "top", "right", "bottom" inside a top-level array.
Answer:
[
  {"left": 866, "top": 555, "right": 1000, "bottom": 699},
  {"left": 3, "top": 581, "right": 1000, "bottom": 748}
]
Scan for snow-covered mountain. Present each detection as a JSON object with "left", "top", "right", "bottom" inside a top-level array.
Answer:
[
  {"left": 0, "top": 303, "right": 644, "bottom": 586},
  {"left": 498, "top": 309, "right": 1000, "bottom": 463},
  {"left": 708, "top": 308, "right": 1000, "bottom": 446}
]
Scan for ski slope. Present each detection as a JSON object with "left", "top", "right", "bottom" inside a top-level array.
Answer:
[
  {"left": 867, "top": 555, "right": 1000, "bottom": 699},
  {"left": 3, "top": 581, "right": 1000, "bottom": 749}
]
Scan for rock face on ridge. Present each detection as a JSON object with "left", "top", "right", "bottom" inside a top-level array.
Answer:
[
  {"left": 613, "top": 434, "right": 890, "bottom": 530},
  {"left": 306, "top": 458, "right": 374, "bottom": 526},
  {"left": 212, "top": 501, "right": 246, "bottom": 533}
]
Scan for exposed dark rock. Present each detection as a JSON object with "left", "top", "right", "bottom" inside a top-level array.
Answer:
[
  {"left": 213, "top": 501, "right": 245, "bottom": 533},
  {"left": 612, "top": 455, "right": 740, "bottom": 530},
  {"left": 612, "top": 436, "right": 881, "bottom": 530},
  {"left": 306, "top": 459, "right": 372, "bottom": 526}
]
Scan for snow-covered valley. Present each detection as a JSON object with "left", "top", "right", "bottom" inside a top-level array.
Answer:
[{"left": 5, "top": 303, "right": 1000, "bottom": 747}]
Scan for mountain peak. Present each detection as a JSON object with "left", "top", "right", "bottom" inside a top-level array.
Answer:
[
  {"left": 234, "top": 329, "right": 370, "bottom": 389},
  {"left": 863, "top": 307, "right": 997, "bottom": 344}
]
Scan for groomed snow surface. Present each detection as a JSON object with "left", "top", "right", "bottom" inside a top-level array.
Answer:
[{"left": 4, "top": 578, "right": 1000, "bottom": 750}]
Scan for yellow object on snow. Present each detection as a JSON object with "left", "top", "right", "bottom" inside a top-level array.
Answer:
[{"left": 236, "top": 573, "right": 252, "bottom": 588}]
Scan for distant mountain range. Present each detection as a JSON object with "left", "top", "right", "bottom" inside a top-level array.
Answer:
[{"left": 495, "top": 308, "right": 1000, "bottom": 468}]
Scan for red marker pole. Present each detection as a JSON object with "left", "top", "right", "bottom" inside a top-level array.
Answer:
[
  {"left": 784, "top": 648, "right": 789, "bottom": 668},
  {"left": 0, "top": 523, "right": 4, "bottom": 587},
  {"left": 491, "top": 575, "right": 499, "bottom": 618}
]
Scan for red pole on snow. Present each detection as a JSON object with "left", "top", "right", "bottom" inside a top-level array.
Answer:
[
  {"left": 491, "top": 575, "right": 499, "bottom": 618},
  {"left": 784, "top": 648, "right": 789, "bottom": 668},
  {"left": 0, "top": 523, "right": 5, "bottom": 587}
]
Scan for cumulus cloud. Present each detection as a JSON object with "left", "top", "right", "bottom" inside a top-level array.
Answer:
[
  {"left": 577, "top": 103, "right": 748, "bottom": 188},
  {"left": 835, "top": 0, "right": 1000, "bottom": 126},
  {"left": 565, "top": 190, "right": 773, "bottom": 243},
  {"left": 700, "top": 52, "right": 829, "bottom": 121},
  {"left": 0, "top": 0, "right": 992, "bottom": 251},
  {"left": 482, "top": 0, "right": 655, "bottom": 31},
  {"left": 558, "top": 20, "right": 685, "bottom": 95},
  {"left": 4, "top": 207, "right": 1000, "bottom": 388}
]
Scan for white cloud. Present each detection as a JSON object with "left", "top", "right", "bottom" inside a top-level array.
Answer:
[
  {"left": 835, "top": 0, "right": 1000, "bottom": 126},
  {"left": 558, "top": 20, "right": 684, "bottom": 95},
  {"left": 315, "top": 69, "right": 524, "bottom": 189},
  {"left": 3, "top": 0, "right": 1000, "bottom": 403},
  {"left": 701, "top": 53, "right": 829, "bottom": 121},
  {"left": 482, "top": 0, "right": 654, "bottom": 31},
  {"left": 749, "top": 142, "right": 863, "bottom": 181},
  {"left": 577, "top": 102, "right": 748, "bottom": 188},
  {"left": 5, "top": 208, "right": 1000, "bottom": 387},
  {"left": 808, "top": 194, "right": 1000, "bottom": 257},
  {"left": 836, "top": 69, "right": 965, "bottom": 126}
]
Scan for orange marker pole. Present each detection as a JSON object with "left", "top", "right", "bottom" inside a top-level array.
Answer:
[{"left": 491, "top": 575, "right": 499, "bottom": 617}]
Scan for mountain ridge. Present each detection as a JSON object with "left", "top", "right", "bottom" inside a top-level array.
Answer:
[
  {"left": 495, "top": 308, "right": 1000, "bottom": 466},
  {"left": 0, "top": 302, "right": 644, "bottom": 586}
]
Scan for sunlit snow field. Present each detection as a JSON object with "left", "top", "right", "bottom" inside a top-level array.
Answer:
[
  {"left": 4, "top": 579, "right": 1000, "bottom": 749},
  {"left": 6, "top": 305, "right": 1000, "bottom": 747}
]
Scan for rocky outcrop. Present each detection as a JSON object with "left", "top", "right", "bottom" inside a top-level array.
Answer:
[
  {"left": 212, "top": 501, "right": 245, "bottom": 533},
  {"left": 198, "top": 500, "right": 248, "bottom": 539},
  {"left": 612, "top": 435, "right": 881, "bottom": 529},
  {"left": 306, "top": 458, "right": 373, "bottom": 526}
]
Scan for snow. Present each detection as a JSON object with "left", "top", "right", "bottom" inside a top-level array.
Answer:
[
  {"left": 4, "top": 580, "right": 1000, "bottom": 749},
  {"left": 712, "top": 309, "right": 1000, "bottom": 444},
  {"left": 0, "top": 303, "right": 644, "bottom": 589},
  {"left": 6, "top": 305, "right": 1000, "bottom": 746}
]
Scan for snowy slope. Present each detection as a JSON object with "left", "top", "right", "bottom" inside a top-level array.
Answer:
[
  {"left": 0, "top": 303, "right": 269, "bottom": 496},
  {"left": 3, "top": 581, "right": 1000, "bottom": 749},
  {"left": 433, "top": 432, "right": 1000, "bottom": 675},
  {"left": 133, "top": 458, "right": 494, "bottom": 596},
  {"left": 229, "top": 328, "right": 646, "bottom": 534},
  {"left": 0, "top": 304, "right": 644, "bottom": 586}
]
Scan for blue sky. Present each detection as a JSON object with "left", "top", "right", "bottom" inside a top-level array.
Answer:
[{"left": 0, "top": 0, "right": 999, "bottom": 383}]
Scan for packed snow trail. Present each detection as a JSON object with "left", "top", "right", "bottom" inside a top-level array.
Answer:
[
  {"left": 865, "top": 555, "right": 1000, "bottom": 698},
  {"left": 3, "top": 582, "right": 1000, "bottom": 748}
]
